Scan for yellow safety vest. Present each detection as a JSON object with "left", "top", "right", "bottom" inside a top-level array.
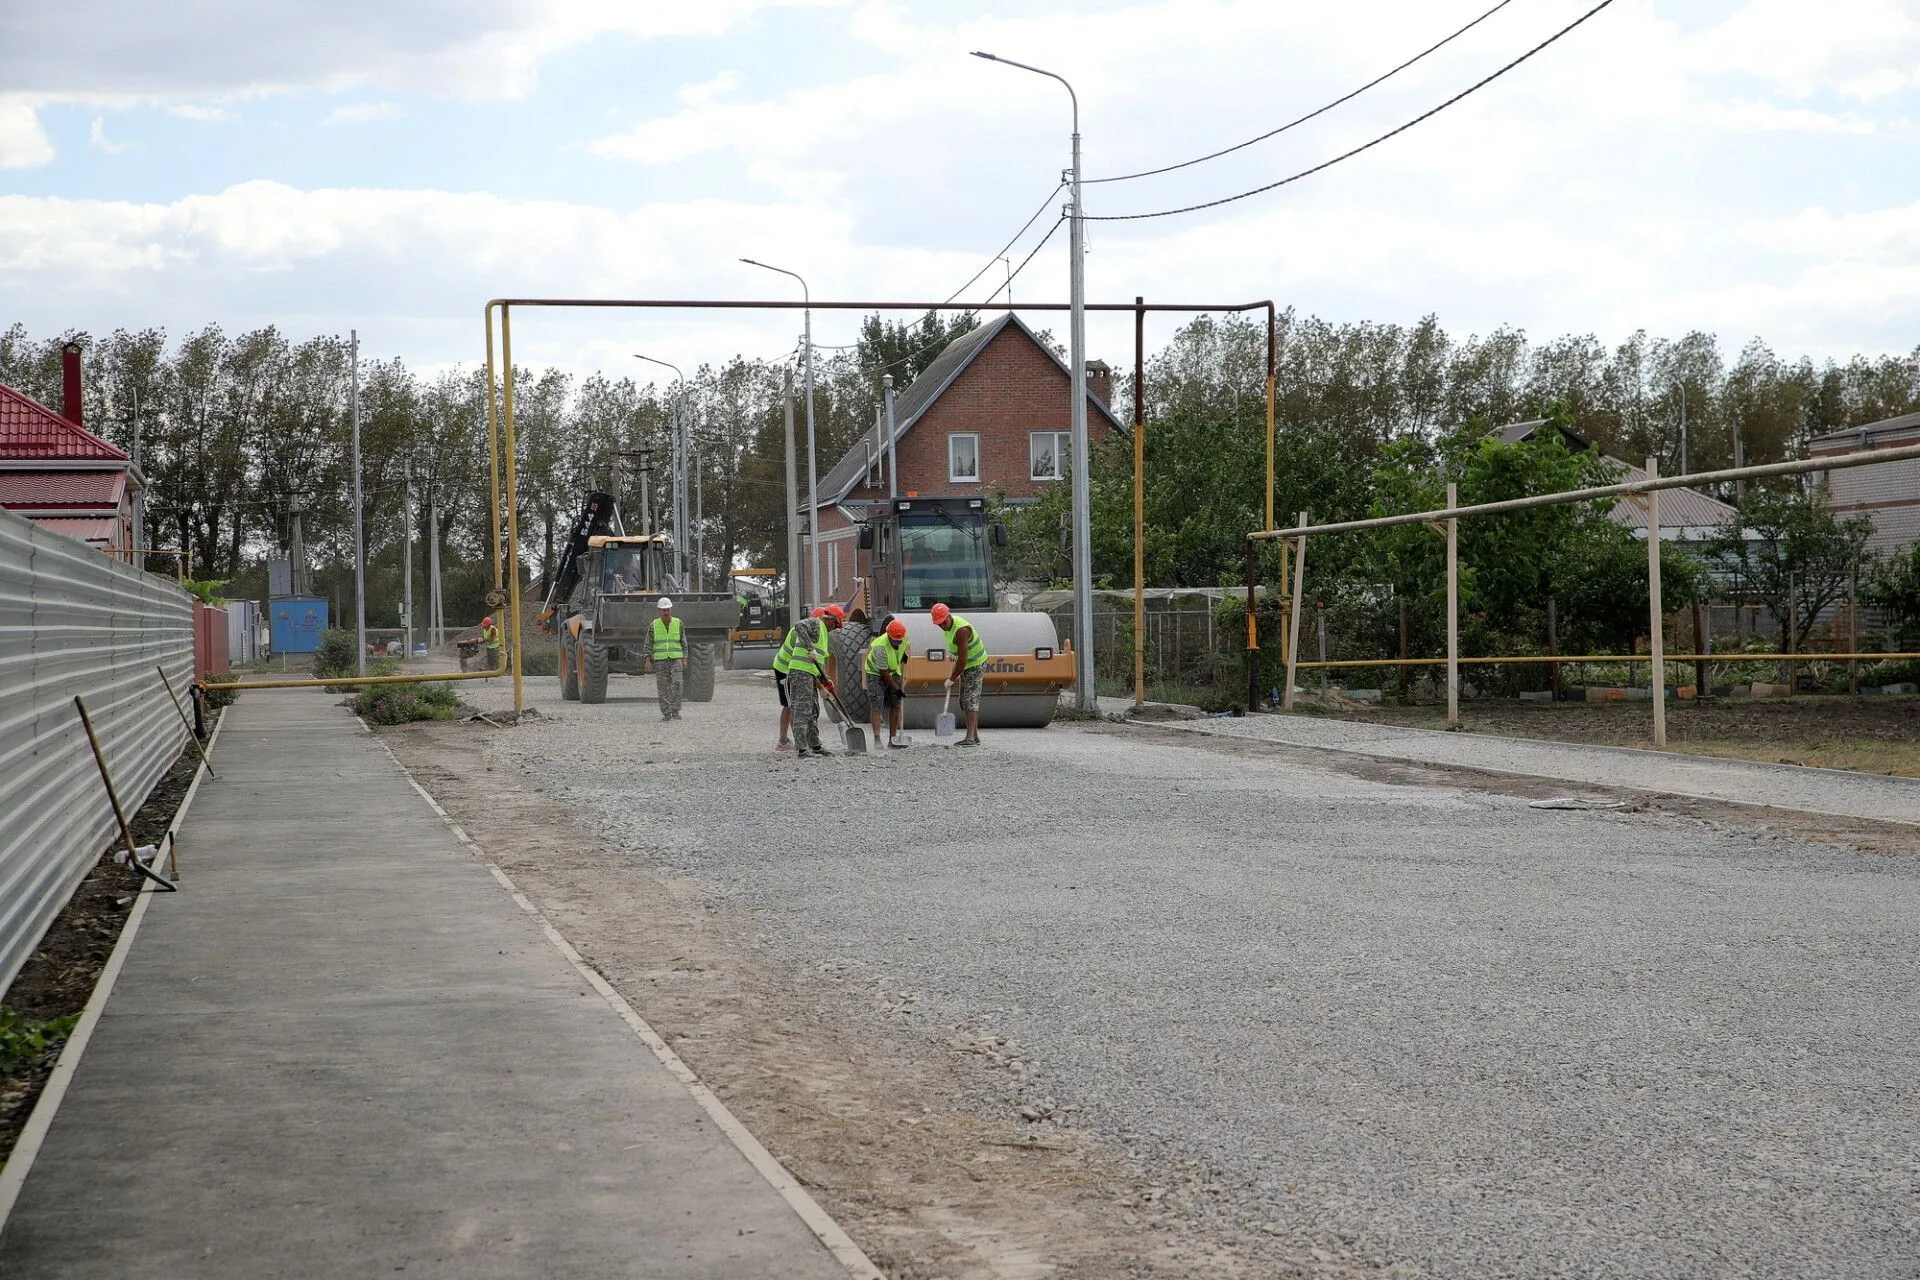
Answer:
[
  {"left": 778, "top": 619, "right": 830, "bottom": 677},
  {"left": 865, "top": 634, "right": 907, "bottom": 678},
  {"left": 481, "top": 622, "right": 500, "bottom": 649},
  {"left": 940, "top": 615, "right": 986, "bottom": 670},
  {"left": 650, "top": 615, "right": 684, "bottom": 660}
]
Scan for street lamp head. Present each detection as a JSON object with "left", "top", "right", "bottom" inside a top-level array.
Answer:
[{"left": 970, "top": 51, "right": 997, "bottom": 61}]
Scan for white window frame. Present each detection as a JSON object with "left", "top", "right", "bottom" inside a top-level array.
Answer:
[
  {"left": 948, "top": 432, "right": 981, "bottom": 484},
  {"left": 1030, "top": 430, "right": 1071, "bottom": 481}
]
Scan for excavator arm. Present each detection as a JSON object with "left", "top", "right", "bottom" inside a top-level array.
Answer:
[{"left": 536, "top": 491, "right": 617, "bottom": 633}]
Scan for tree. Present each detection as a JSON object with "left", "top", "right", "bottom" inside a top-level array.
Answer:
[{"left": 1704, "top": 486, "right": 1875, "bottom": 651}]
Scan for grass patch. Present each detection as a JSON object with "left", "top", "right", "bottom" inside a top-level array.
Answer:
[
  {"left": 354, "top": 683, "right": 462, "bottom": 725},
  {"left": 0, "top": 1007, "right": 78, "bottom": 1072}
]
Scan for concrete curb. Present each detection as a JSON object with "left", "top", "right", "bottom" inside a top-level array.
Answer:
[
  {"left": 0, "top": 710, "right": 229, "bottom": 1229},
  {"left": 376, "top": 735, "right": 886, "bottom": 1280}
]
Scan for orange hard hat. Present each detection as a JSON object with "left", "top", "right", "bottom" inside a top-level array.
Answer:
[
  {"left": 811, "top": 606, "right": 829, "bottom": 619},
  {"left": 823, "top": 604, "right": 846, "bottom": 623},
  {"left": 481, "top": 616, "right": 493, "bottom": 626},
  {"left": 929, "top": 603, "right": 951, "bottom": 625},
  {"left": 886, "top": 619, "right": 907, "bottom": 640}
]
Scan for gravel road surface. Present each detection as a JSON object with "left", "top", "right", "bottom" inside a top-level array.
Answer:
[{"left": 463, "top": 670, "right": 1920, "bottom": 1278}]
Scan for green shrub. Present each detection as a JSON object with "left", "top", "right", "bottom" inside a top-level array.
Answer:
[
  {"left": 202, "top": 671, "right": 241, "bottom": 709},
  {"left": 326, "top": 656, "right": 400, "bottom": 694},
  {"left": 354, "top": 682, "right": 461, "bottom": 725},
  {"left": 518, "top": 642, "right": 560, "bottom": 676},
  {"left": 312, "top": 628, "right": 357, "bottom": 679},
  {"left": 0, "top": 1006, "right": 79, "bottom": 1071}
]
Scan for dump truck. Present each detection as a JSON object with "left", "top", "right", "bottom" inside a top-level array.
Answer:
[
  {"left": 831, "top": 496, "right": 1074, "bottom": 729},
  {"left": 536, "top": 492, "right": 736, "bottom": 704}
]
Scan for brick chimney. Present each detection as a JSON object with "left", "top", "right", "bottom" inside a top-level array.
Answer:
[
  {"left": 61, "top": 342, "right": 82, "bottom": 427},
  {"left": 1085, "top": 359, "right": 1113, "bottom": 408}
]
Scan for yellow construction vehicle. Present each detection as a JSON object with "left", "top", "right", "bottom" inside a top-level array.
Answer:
[{"left": 725, "top": 568, "right": 785, "bottom": 670}]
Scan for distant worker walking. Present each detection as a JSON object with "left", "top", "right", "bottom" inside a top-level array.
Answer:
[
  {"left": 931, "top": 602, "right": 986, "bottom": 746},
  {"left": 865, "top": 616, "right": 910, "bottom": 749},
  {"left": 480, "top": 615, "right": 501, "bottom": 678},
  {"left": 651, "top": 596, "right": 685, "bottom": 721},
  {"left": 778, "top": 605, "right": 843, "bottom": 757}
]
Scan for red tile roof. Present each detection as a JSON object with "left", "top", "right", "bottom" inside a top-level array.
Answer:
[
  {"left": 0, "top": 382, "right": 127, "bottom": 461},
  {"left": 0, "top": 470, "right": 127, "bottom": 509},
  {"left": 30, "top": 516, "right": 122, "bottom": 546}
]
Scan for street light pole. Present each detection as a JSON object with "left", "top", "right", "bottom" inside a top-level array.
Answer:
[
  {"left": 973, "top": 51, "right": 1094, "bottom": 711},
  {"left": 742, "top": 259, "right": 820, "bottom": 612},
  {"left": 350, "top": 328, "right": 367, "bottom": 676},
  {"left": 633, "top": 354, "right": 687, "bottom": 585}
]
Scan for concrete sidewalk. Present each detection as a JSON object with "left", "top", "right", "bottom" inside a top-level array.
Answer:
[
  {"left": 1110, "top": 700, "right": 1920, "bottom": 825},
  {"left": 0, "top": 690, "right": 854, "bottom": 1279}
]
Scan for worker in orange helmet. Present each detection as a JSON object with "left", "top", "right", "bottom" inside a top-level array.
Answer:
[
  {"left": 776, "top": 604, "right": 843, "bottom": 757},
  {"left": 479, "top": 614, "right": 501, "bottom": 678},
  {"left": 930, "top": 602, "right": 985, "bottom": 745},
  {"left": 864, "top": 615, "right": 911, "bottom": 749}
]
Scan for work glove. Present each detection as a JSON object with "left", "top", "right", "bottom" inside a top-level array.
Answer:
[
  {"left": 943, "top": 678, "right": 954, "bottom": 691},
  {"left": 822, "top": 678, "right": 835, "bottom": 694}
]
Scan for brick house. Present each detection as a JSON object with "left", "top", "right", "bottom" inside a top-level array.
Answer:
[
  {"left": 809, "top": 312, "right": 1124, "bottom": 600},
  {"left": 1, "top": 345, "right": 141, "bottom": 561},
  {"left": 1809, "top": 411, "right": 1920, "bottom": 558}
]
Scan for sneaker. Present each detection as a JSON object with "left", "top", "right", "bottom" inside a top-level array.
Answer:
[
  {"left": 958, "top": 737, "right": 981, "bottom": 747},
  {"left": 888, "top": 739, "right": 909, "bottom": 750},
  {"left": 775, "top": 741, "right": 792, "bottom": 752}
]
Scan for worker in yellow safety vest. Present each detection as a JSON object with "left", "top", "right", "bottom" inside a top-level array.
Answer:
[
  {"left": 864, "top": 616, "right": 910, "bottom": 749},
  {"left": 479, "top": 615, "right": 501, "bottom": 678},
  {"left": 777, "top": 605, "right": 842, "bottom": 757},
  {"left": 651, "top": 597, "right": 685, "bottom": 721},
  {"left": 930, "top": 602, "right": 986, "bottom": 745}
]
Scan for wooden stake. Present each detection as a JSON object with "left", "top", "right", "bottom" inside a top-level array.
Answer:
[
  {"left": 1282, "top": 512, "right": 1308, "bottom": 711},
  {"left": 1647, "top": 458, "right": 1666, "bottom": 748},
  {"left": 1445, "top": 483, "right": 1459, "bottom": 726}
]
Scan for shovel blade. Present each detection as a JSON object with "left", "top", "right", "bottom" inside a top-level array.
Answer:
[
  {"left": 843, "top": 725, "right": 868, "bottom": 754},
  {"left": 934, "top": 712, "right": 957, "bottom": 742}
]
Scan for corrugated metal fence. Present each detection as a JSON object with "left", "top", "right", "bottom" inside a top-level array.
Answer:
[{"left": 0, "top": 507, "right": 195, "bottom": 999}]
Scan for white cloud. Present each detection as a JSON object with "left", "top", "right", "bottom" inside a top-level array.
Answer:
[
  {"left": 168, "top": 105, "right": 234, "bottom": 122},
  {"left": 88, "top": 115, "right": 131, "bottom": 155},
  {"left": 322, "top": 102, "right": 402, "bottom": 126},
  {"left": 0, "top": 98, "right": 56, "bottom": 168}
]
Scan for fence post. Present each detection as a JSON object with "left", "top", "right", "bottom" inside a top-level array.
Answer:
[
  {"left": 1692, "top": 596, "right": 1708, "bottom": 699},
  {"left": 1243, "top": 535, "right": 1260, "bottom": 712},
  {"left": 1316, "top": 602, "right": 1327, "bottom": 695},
  {"left": 1647, "top": 457, "right": 1667, "bottom": 748},
  {"left": 1446, "top": 483, "right": 1458, "bottom": 726},
  {"left": 1283, "top": 512, "right": 1309, "bottom": 711},
  {"left": 1848, "top": 564, "right": 1859, "bottom": 696}
]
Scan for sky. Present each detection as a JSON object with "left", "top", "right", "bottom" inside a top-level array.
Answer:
[{"left": 1, "top": 0, "right": 1917, "bottom": 384}]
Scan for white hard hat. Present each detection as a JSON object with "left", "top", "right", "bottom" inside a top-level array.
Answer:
[{"left": 657, "top": 596, "right": 673, "bottom": 609}]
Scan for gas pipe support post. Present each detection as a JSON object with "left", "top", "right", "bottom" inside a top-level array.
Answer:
[
  {"left": 1647, "top": 457, "right": 1666, "bottom": 747},
  {"left": 1133, "top": 296, "right": 1146, "bottom": 707},
  {"left": 350, "top": 328, "right": 367, "bottom": 677},
  {"left": 500, "top": 305, "right": 527, "bottom": 715},
  {"left": 1282, "top": 512, "right": 1308, "bottom": 711},
  {"left": 1243, "top": 535, "right": 1259, "bottom": 713},
  {"left": 1446, "top": 482, "right": 1459, "bottom": 726}
]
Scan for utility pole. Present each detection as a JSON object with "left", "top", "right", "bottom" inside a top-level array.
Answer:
[
  {"left": 784, "top": 365, "right": 801, "bottom": 626},
  {"left": 694, "top": 449, "right": 705, "bottom": 592},
  {"left": 403, "top": 456, "right": 415, "bottom": 659},
  {"left": 129, "top": 386, "right": 145, "bottom": 572},
  {"left": 742, "top": 260, "right": 818, "bottom": 611},
  {"left": 288, "top": 498, "right": 309, "bottom": 595},
  {"left": 971, "top": 51, "right": 1093, "bottom": 711},
  {"left": 427, "top": 478, "right": 444, "bottom": 648},
  {"left": 350, "top": 329, "right": 366, "bottom": 676}
]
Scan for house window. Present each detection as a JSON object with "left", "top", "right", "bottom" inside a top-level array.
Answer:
[
  {"left": 1030, "top": 431, "right": 1071, "bottom": 480},
  {"left": 948, "top": 433, "right": 980, "bottom": 483}
]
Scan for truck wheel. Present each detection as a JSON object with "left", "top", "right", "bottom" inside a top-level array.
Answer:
[
  {"left": 560, "top": 632, "right": 580, "bottom": 700},
  {"left": 685, "top": 642, "right": 717, "bottom": 703},
  {"left": 831, "top": 621, "right": 872, "bottom": 723},
  {"left": 580, "top": 639, "right": 609, "bottom": 704}
]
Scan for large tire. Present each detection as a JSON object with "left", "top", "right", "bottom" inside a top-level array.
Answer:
[
  {"left": 685, "top": 642, "right": 717, "bottom": 703},
  {"left": 831, "top": 621, "right": 872, "bottom": 723},
  {"left": 560, "top": 631, "right": 580, "bottom": 700},
  {"left": 579, "top": 638, "right": 609, "bottom": 704}
]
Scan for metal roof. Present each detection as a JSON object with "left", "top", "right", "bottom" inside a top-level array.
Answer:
[
  {"left": 817, "top": 311, "right": 1126, "bottom": 508},
  {"left": 1493, "top": 419, "right": 1736, "bottom": 532},
  {"left": 27, "top": 515, "right": 121, "bottom": 545},
  {"left": 1809, "top": 410, "right": 1920, "bottom": 450},
  {"left": 0, "top": 470, "right": 126, "bottom": 509},
  {"left": 0, "top": 382, "right": 127, "bottom": 461}
]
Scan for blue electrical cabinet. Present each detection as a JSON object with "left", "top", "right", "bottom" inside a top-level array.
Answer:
[{"left": 269, "top": 596, "right": 328, "bottom": 654}]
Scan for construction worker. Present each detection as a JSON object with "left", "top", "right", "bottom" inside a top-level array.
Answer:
[
  {"left": 772, "top": 627, "right": 794, "bottom": 752},
  {"left": 651, "top": 597, "right": 684, "bottom": 721},
  {"left": 930, "top": 601, "right": 986, "bottom": 746},
  {"left": 865, "top": 616, "right": 910, "bottom": 749},
  {"left": 479, "top": 615, "right": 501, "bottom": 677},
  {"left": 778, "top": 604, "right": 842, "bottom": 757}
]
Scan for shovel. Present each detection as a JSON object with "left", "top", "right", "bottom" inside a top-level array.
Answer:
[
  {"left": 821, "top": 685, "right": 867, "bottom": 754},
  {"left": 934, "top": 686, "right": 957, "bottom": 743}
]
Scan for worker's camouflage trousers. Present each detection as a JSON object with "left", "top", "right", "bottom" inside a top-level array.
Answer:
[
  {"left": 655, "top": 658, "right": 683, "bottom": 720},
  {"left": 788, "top": 672, "right": 823, "bottom": 753}
]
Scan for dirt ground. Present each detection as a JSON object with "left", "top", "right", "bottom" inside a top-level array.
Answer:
[
  {"left": 1296, "top": 693, "right": 1920, "bottom": 776},
  {"left": 0, "top": 734, "right": 207, "bottom": 1168},
  {"left": 385, "top": 718, "right": 1394, "bottom": 1280}
]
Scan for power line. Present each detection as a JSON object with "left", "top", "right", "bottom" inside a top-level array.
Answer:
[
  {"left": 1086, "top": 0, "right": 1519, "bottom": 186},
  {"left": 939, "top": 182, "right": 1065, "bottom": 305},
  {"left": 1087, "top": 0, "right": 1617, "bottom": 222}
]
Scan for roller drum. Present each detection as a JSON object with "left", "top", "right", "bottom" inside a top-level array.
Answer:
[{"left": 886, "top": 612, "right": 1068, "bottom": 730}]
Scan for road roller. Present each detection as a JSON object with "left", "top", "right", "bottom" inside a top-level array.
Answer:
[
  {"left": 829, "top": 496, "right": 1075, "bottom": 729},
  {"left": 725, "top": 568, "right": 785, "bottom": 670}
]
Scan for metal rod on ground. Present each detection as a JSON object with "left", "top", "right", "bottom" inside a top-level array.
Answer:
[
  {"left": 1647, "top": 457, "right": 1666, "bottom": 748},
  {"left": 351, "top": 328, "right": 366, "bottom": 677},
  {"left": 1133, "top": 295, "right": 1146, "bottom": 707},
  {"left": 1282, "top": 512, "right": 1308, "bottom": 711},
  {"left": 73, "top": 696, "right": 176, "bottom": 891},
  {"left": 156, "top": 666, "right": 217, "bottom": 779},
  {"left": 1446, "top": 483, "right": 1459, "bottom": 726},
  {"left": 1243, "top": 535, "right": 1259, "bottom": 713}
]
